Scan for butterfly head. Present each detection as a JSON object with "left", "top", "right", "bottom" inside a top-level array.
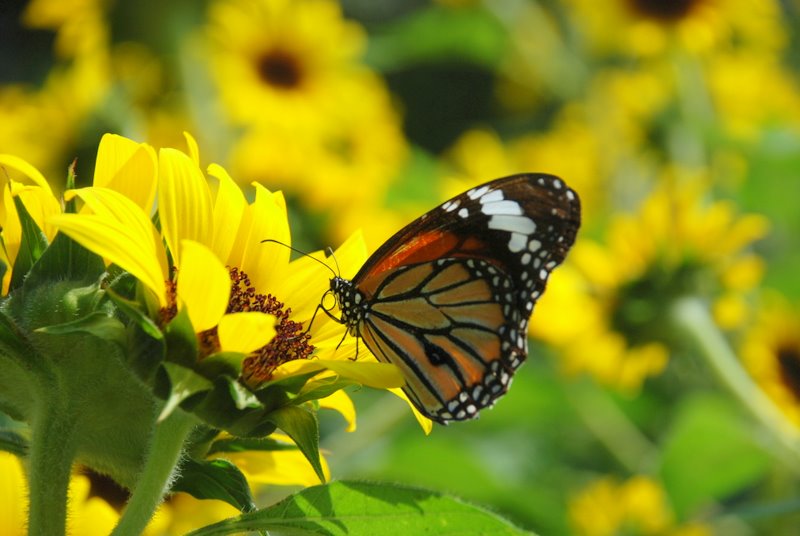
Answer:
[{"left": 329, "top": 276, "right": 365, "bottom": 336}]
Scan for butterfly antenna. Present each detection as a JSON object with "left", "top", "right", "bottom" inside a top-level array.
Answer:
[
  {"left": 260, "top": 239, "right": 337, "bottom": 278},
  {"left": 326, "top": 246, "right": 342, "bottom": 278}
]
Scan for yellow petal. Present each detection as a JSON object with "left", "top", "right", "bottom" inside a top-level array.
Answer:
[
  {"left": 14, "top": 184, "right": 61, "bottom": 240},
  {"left": 207, "top": 163, "right": 247, "bottom": 265},
  {"left": 0, "top": 452, "right": 28, "bottom": 535},
  {"left": 183, "top": 131, "right": 200, "bottom": 166},
  {"left": 389, "top": 387, "right": 434, "bottom": 435},
  {"left": 319, "top": 389, "right": 356, "bottom": 432},
  {"left": 93, "top": 134, "right": 157, "bottom": 213},
  {"left": 0, "top": 154, "right": 52, "bottom": 194},
  {"left": 158, "top": 148, "right": 213, "bottom": 266},
  {"left": 273, "top": 359, "right": 404, "bottom": 389},
  {"left": 217, "top": 312, "right": 276, "bottom": 354},
  {"left": 177, "top": 240, "right": 231, "bottom": 332},
  {"left": 219, "top": 434, "right": 330, "bottom": 486},
  {"left": 232, "top": 184, "right": 290, "bottom": 295},
  {"left": 51, "top": 188, "right": 168, "bottom": 305}
]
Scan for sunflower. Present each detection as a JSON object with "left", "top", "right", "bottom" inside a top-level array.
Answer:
[
  {"left": 563, "top": 0, "right": 786, "bottom": 58},
  {"left": 742, "top": 296, "right": 800, "bottom": 427},
  {"left": 52, "top": 133, "right": 404, "bottom": 422},
  {"left": 569, "top": 475, "right": 710, "bottom": 536},
  {"left": 204, "top": 0, "right": 366, "bottom": 130},
  {"left": 531, "top": 174, "right": 767, "bottom": 391}
]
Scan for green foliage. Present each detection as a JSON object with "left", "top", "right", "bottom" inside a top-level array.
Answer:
[
  {"left": 171, "top": 458, "right": 256, "bottom": 513},
  {"left": 185, "top": 480, "right": 534, "bottom": 536}
]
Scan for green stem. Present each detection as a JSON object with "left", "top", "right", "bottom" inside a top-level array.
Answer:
[
  {"left": 111, "top": 409, "right": 196, "bottom": 536},
  {"left": 27, "top": 391, "right": 77, "bottom": 536},
  {"left": 568, "top": 379, "right": 657, "bottom": 473},
  {"left": 671, "top": 298, "right": 800, "bottom": 467}
]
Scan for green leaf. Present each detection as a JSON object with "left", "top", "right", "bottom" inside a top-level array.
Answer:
[
  {"left": 185, "top": 480, "right": 533, "bottom": 536},
  {"left": 197, "top": 351, "right": 246, "bottom": 378},
  {"left": 366, "top": 5, "right": 507, "bottom": 71},
  {"left": 171, "top": 457, "right": 256, "bottom": 513},
  {"left": 265, "top": 405, "right": 324, "bottom": 484},
  {"left": 35, "top": 312, "right": 126, "bottom": 348},
  {"left": 9, "top": 196, "right": 49, "bottom": 291},
  {"left": 659, "top": 393, "right": 771, "bottom": 517},
  {"left": 24, "top": 231, "right": 105, "bottom": 290},
  {"left": 208, "top": 436, "right": 298, "bottom": 455},
  {"left": 0, "top": 429, "right": 28, "bottom": 456}
]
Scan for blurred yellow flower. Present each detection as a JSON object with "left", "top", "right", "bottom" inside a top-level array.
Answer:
[
  {"left": 532, "top": 175, "right": 767, "bottom": 391},
  {"left": 569, "top": 475, "right": 710, "bottom": 536},
  {"left": 565, "top": 0, "right": 786, "bottom": 58},
  {"left": 205, "top": 0, "right": 365, "bottom": 129},
  {"left": 742, "top": 296, "right": 800, "bottom": 427}
]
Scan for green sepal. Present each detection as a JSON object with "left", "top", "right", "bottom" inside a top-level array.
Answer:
[
  {"left": 0, "top": 308, "right": 35, "bottom": 361},
  {"left": 265, "top": 405, "right": 324, "bottom": 483},
  {"left": 35, "top": 311, "right": 127, "bottom": 349},
  {"left": 105, "top": 286, "right": 163, "bottom": 341},
  {"left": 207, "top": 435, "right": 298, "bottom": 455},
  {"left": 179, "top": 376, "right": 275, "bottom": 438},
  {"left": 293, "top": 376, "right": 358, "bottom": 406},
  {"left": 0, "top": 429, "right": 28, "bottom": 456},
  {"left": 64, "top": 160, "right": 78, "bottom": 214},
  {"left": 24, "top": 231, "right": 105, "bottom": 291},
  {"left": 9, "top": 196, "right": 49, "bottom": 291},
  {"left": 160, "top": 363, "right": 214, "bottom": 422},
  {"left": 184, "top": 481, "right": 534, "bottom": 536},
  {"left": 164, "top": 307, "right": 198, "bottom": 367},
  {"left": 197, "top": 351, "right": 247, "bottom": 378},
  {"left": 253, "top": 370, "right": 324, "bottom": 409},
  {"left": 171, "top": 457, "right": 256, "bottom": 513}
]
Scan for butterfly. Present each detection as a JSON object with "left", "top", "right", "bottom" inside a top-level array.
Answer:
[{"left": 327, "top": 173, "right": 580, "bottom": 424}]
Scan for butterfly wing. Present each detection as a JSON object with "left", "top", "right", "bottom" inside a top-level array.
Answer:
[{"left": 352, "top": 173, "right": 580, "bottom": 423}]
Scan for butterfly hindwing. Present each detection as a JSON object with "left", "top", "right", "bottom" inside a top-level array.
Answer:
[{"left": 332, "top": 173, "right": 581, "bottom": 423}]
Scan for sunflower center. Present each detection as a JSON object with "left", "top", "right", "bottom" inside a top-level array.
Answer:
[
  {"left": 626, "top": 0, "right": 700, "bottom": 21},
  {"left": 256, "top": 48, "right": 303, "bottom": 89},
  {"left": 221, "top": 267, "right": 314, "bottom": 386},
  {"left": 777, "top": 344, "right": 800, "bottom": 401}
]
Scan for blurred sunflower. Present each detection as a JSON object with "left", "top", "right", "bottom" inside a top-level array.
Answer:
[
  {"left": 569, "top": 475, "right": 710, "bottom": 536},
  {"left": 742, "top": 296, "right": 800, "bottom": 427},
  {"left": 531, "top": 173, "right": 768, "bottom": 391},
  {"left": 204, "top": 0, "right": 366, "bottom": 130},
  {"left": 441, "top": 108, "right": 604, "bottom": 222},
  {"left": 563, "top": 0, "right": 786, "bottom": 58}
]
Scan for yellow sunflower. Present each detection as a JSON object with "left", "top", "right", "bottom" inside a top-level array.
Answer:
[
  {"left": 742, "top": 296, "right": 800, "bottom": 427},
  {"left": 569, "top": 475, "right": 710, "bottom": 536},
  {"left": 531, "top": 173, "right": 768, "bottom": 391},
  {"left": 563, "top": 0, "right": 787, "bottom": 58},
  {"left": 52, "top": 132, "right": 404, "bottom": 424},
  {"left": 204, "top": 0, "right": 366, "bottom": 130}
]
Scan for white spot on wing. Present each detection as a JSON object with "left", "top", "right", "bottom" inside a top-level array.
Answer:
[
  {"left": 479, "top": 189, "right": 504, "bottom": 204},
  {"left": 509, "top": 232, "right": 527, "bottom": 252},
  {"left": 481, "top": 200, "right": 523, "bottom": 216},
  {"left": 458, "top": 207, "right": 469, "bottom": 219},
  {"left": 488, "top": 215, "right": 536, "bottom": 234},
  {"left": 467, "top": 186, "right": 489, "bottom": 200}
]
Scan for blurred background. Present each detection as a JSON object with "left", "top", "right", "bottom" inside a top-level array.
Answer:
[{"left": 2, "top": 0, "right": 800, "bottom": 534}]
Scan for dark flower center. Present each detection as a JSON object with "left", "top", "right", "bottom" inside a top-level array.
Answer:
[
  {"left": 626, "top": 0, "right": 701, "bottom": 21},
  {"left": 225, "top": 267, "right": 314, "bottom": 386},
  {"left": 777, "top": 344, "right": 800, "bottom": 401},
  {"left": 256, "top": 48, "right": 303, "bottom": 89}
]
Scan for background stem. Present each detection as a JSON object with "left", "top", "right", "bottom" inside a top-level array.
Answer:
[{"left": 671, "top": 297, "right": 800, "bottom": 467}]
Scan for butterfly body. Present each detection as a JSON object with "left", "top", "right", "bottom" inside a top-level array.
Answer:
[{"left": 330, "top": 173, "right": 580, "bottom": 424}]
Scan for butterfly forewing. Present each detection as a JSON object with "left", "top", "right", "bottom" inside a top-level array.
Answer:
[{"left": 334, "top": 173, "right": 581, "bottom": 424}]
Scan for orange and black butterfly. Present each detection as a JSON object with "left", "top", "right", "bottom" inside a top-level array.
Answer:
[{"left": 328, "top": 173, "right": 580, "bottom": 424}]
